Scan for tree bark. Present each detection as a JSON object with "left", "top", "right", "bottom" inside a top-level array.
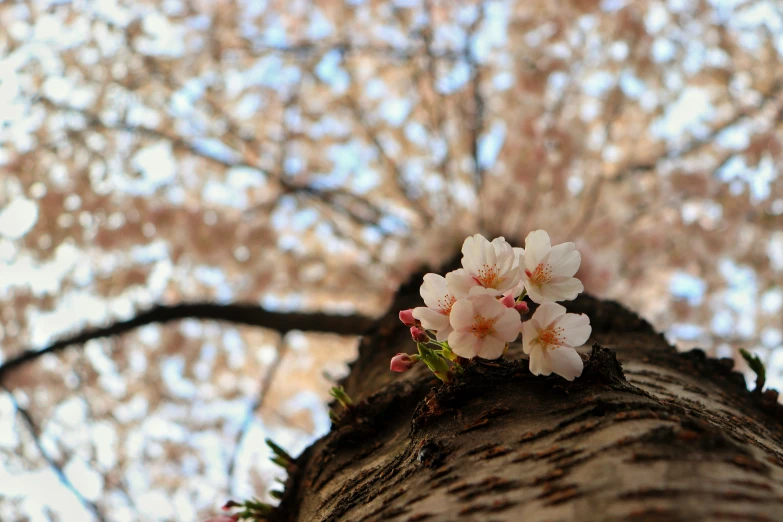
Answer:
[{"left": 277, "top": 279, "right": 783, "bottom": 521}]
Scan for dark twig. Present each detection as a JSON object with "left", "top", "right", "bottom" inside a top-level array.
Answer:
[
  {"left": 0, "top": 303, "right": 375, "bottom": 385},
  {"left": 39, "top": 99, "right": 401, "bottom": 233},
  {"left": 344, "top": 95, "right": 431, "bottom": 220},
  {"left": 228, "top": 338, "right": 288, "bottom": 494},
  {"left": 1, "top": 384, "right": 108, "bottom": 522},
  {"left": 610, "top": 77, "right": 783, "bottom": 185},
  {"left": 466, "top": 9, "right": 486, "bottom": 196}
]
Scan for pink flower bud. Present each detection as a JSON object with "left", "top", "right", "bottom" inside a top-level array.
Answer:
[
  {"left": 399, "top": 309, "right": 417, "bottom": 326},
  {"left": 500, "top": 293, "right": 515, "bottom": 308},
  {"left": 204, "top": 516, "right": 238, "bottom": 522},
  {"left": 410, "top": 326, "right": 428, "bottom": 343},
  {"left": 514, "top": 301, "right": 529, "bottom": 313},
  {"left": 390, "top": 353, "right": 417, "bottom": 372}
]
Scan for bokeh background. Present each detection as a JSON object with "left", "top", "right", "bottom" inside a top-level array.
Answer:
[{"left": 1, "top": 0, "right": 782, "bottom": 520}]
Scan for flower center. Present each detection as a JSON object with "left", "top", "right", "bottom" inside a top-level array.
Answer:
[
  {"left": 525, "top": 263, "right": 552, "bottom": 285},
  {"left": 538, "top": 326, "right": 565, "bottom": 349},
  {"left": 474, "top": 264, "right": 499, "bottom": 288},
  {"left": 470, "top": 314, "right": 496, "bottom": 338},
  {"left": 438, "top": 295, "right": 456, "bottom": 315}
]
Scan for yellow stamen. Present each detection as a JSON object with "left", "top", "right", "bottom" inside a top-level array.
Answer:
[
  {"left": 475, "top": 264, "right": 499, "bottom": 288},
  {"left": 526, "top": 263, "right": 552, "bottom": 285},
  {"left": 470, "top": 315, "right": 496, "bottom": 338}
]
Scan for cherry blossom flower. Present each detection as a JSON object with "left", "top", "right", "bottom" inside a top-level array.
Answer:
[
  {"left": 522, "top": 303, "right": 591, "bottom": 381},
  {"left": 447, "top": 234, "right": 523, "bottom": 298},
  {"left": 448, "top": 295, "right": 522, "bottom": 360},
  {"left": 412, "top": 273, "right": 457, "bottom": 341},
  {"left": 390, "top": 353, "right": 418, "bottom": 372},
  {"left": 520, "top": 230, "right": 584, "bottom": 304}
]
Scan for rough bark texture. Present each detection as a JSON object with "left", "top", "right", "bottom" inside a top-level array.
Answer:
[{"left": 277, "top": 280, "right": 783, "bottom": 522}]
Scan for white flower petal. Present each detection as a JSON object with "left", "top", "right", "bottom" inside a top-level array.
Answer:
[
  {"left": 492, "top": 237, "right": 516, "bottom": 273},
  {"left": 521, "top": 320, "right": 538, "bottom": 354},
  {"left": 448, "top": 298, "right": 475, "bottom": 331},
  {"left": 497, "top": 271, "right": 522, "bottom": 295},
  {"left": 528, "top": 346, "right": 552, "bottom": 376},
  {"left": 510, "top": 283, "right": 525, "bottom": 298},
  {"left": 446, "top": 269, "right": 476, "bottom": 298},
  {"left": 493, "top": 307, "right": 522, "bottom": 342},
  {"left": 531, "top": 302, "right": 567, "bottom": 329},
  {"left": 524, "top": 230, "right": 551, "bottom": 270},
  {"left": 468, "top": 285, "right": 503, "bottom": 297},
  {"left": 448, "top": 331, "right": 481, "bottom": 358},
  {"left": 461, "top": 234, "right": 495, "bottom": 274},
  {"left": 525, "top": 283, "right": 543, "bottom": 304},
  {"left": 434, "top": 325, "right": 453, "bottom": 342},
  {"left": 554, "top": 313, "right": 591, "bottom": 346},
  {"left": 470, "top": 294, "right": 504, "bottom": 317},
  {"left": 475, "top": 336, "right": 506, "bottom": 360},
  {"left": 548, "top": 347, "right": 584, "bottom": 381},
  {"left": 420, "top": 273, "right": 449, "bottom": 309},
  {"left": 537, "top": 277, "right": 583, "bottom": 302},
  {"left": 413, "top": 307, "right": 450, "bottom": 332},
  {"left": 512, "top": 248, "right": 525, "bottom": 291},
  {"left": 548, "top": 243, "right": 581, "bottom": 278}
]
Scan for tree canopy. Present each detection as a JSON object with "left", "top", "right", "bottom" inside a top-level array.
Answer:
[{"left": 0, "top": 0, "right": 782, "bottom": 520}]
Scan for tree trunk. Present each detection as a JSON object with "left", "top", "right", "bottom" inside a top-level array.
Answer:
[{"left": 277, "top": 281, "right": 783, "bottom": 521}]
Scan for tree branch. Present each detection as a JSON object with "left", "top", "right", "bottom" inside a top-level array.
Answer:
[
  {"left": 1, "top": 383, "right": 108, "bottom": 522},
  {"left": 40, "top": 99, "right": 404, "bottom": 234},
  {"left": 228, "top": 338, "right": 288, "bottom": 495},
  {"left": 0, "top": 303, "right": 376, "bottom": 385},
  {"left": 466, "top": 5, "right": 486, "bottom": 196}
]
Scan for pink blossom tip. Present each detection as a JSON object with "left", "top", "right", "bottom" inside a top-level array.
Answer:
[
  {"left": 399, "top": 309, "right": 417, "bottom": 326},
  {"left": 221, "top": 501, "right": 240, "bottom": 511},
  {"left": 390, "top": 353, "right": 417, "bottom": 372},
  {"left": 500, "top": 293, "right": 515, "bottom": 308},
  {"left": 410, "top": 326, "right": 429, "bottom": 343},
  {"left": 514, "top": 301, "right": 529, "bottom": 313}
]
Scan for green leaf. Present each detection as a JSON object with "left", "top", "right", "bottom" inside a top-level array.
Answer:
[
  {"left": 329, "top": 385, "right": 354, "bottom": 407},
  {"left": 270, "top": 456, "right": 289, "bottom": 469},
  {"left": 740, "top": 348, "right": 766, "bottom": 392},
  {"left": 265, "top": 438, "right": 292, "bottom": 462}
]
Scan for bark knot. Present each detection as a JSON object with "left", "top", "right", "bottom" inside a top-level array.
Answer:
[{"left": 582, "top": 343, "right": 626, "bottom": 386}]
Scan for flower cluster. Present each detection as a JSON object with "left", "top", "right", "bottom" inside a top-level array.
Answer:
[{"left": 392, "top": 231, "right": 591, "bottom": 381}]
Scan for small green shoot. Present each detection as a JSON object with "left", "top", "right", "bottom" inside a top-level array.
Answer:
[
  {"left": 265, "top": 438, "right": 293, "bottom": 464},
  {"left": 740, "top": 348, "right": 766, "bottom": 393},
  {"left": 329, "top": 385, "right": 354, "bottom": 421},
  {"left": 222, "top": 498, "right": 274, "bottom": 521}
]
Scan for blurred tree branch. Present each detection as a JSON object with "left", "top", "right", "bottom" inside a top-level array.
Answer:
[
  {"left": 1, "top": 383, "right": 108, "bottom": 522},
  {"left": 39, "top": 99, "right": 408, "bottom": 234},
  {"left": 228, "top": 338, "right": 287, "bottom": 494},
  {"left": 0, "top": 303, "right": 375, "bottom": 386}
]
